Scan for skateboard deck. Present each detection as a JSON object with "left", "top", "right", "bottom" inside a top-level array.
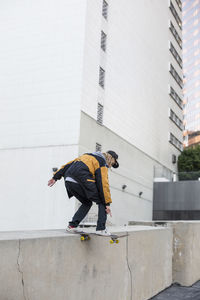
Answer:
[{"left": 66, "top": 229, "right": 128, "bottom": 244}]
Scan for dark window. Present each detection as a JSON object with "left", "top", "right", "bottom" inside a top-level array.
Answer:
[
  {"left": 170, "top": 64, "right": 183, "bottom": 89},
  {"left": 170, "top": 42, "right": 182, "bottom": 68},
  {"left": 175, "top": 0, "right": 182, "bottom": 12},
  {"left": 170, "top": 1, "right": 182, "bottom": 29},
  {"left": 169, "top": 21, "right": 182, "bottom": 49},
  {"left": 169, "top": 86, "right": 183, "bottom": 109},
  {"left": 169, "top": 109, "right": 183, "bottom": 130},
  {"left": 169, "top": 132, "right": 183, "bottom": 151}
]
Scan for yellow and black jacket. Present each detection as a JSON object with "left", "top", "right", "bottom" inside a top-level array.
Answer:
[{"left": 53, "top": 152, "right": 112, "bottom": 205}]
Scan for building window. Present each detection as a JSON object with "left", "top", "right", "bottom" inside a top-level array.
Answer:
[
  {"left": 169, "top": 109, "right": 184, "bottom": 130},
  {"left": 101, "top": 31, "right": 107, "bottom": 52},
  {"left": 169, "top": 21, "right": 182, "bottom": 49},
  {"left": 175, "top": 0, "right": 182, "bottom": 12},
  {"left": 169, "top": 133, "right": 183, "bottom": 151},
  {"left": 99, "top": 67, "right": 105, "bottom": 88},
  {"left": 170, "top": 1, "right": 182, "bottom": 29},
  {"left": 169, "top": 86, "right": 183, "bottom": 109},
  {"left": 96, "top": 143, "right": 102, "bottom": 152},
  {"left": 170, "top": 42, "right": 182, "bottom": 68},
  {"left": 97, "top": 103, "right": 104, "bottom": 125},
  {"left": 170, "top": 64, "right": 183, "bottom": 88},
  {"left": 102, "top": 0, "right": 108, "bottom": 20}
]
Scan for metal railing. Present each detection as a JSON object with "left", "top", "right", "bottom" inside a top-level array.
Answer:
[{"left": 154, "top": 167, "right": 200, "bottom": 182}]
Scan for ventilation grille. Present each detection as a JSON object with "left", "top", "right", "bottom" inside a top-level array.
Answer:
[
  {"left": 97, "top": 103, "right": 104, "bottom": 125},
  {"left": 96, "top": 143, "right": 102, "bottom": 152},
  {"left": 102, "top": 0, "right": 108, "bottom": 20},
  {"left": 99, "top": 67, "right": 105, "bottom": 88},
  {"left": 101, "top": 31, "right": 107, "bottom": 52}
]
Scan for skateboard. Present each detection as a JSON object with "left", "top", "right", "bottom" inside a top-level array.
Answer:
[{"left": 66, "top": 229, "right": 128, "bottom": 244}]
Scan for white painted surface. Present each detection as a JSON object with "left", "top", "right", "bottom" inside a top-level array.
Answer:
[
  {"left": 0, "top": 145, "right": 78, "bottom": 231},
  {"left": 0, "top": 0, "right": 86, "bottom": 148},
  {"left": 81, "top": 0, "right": 183, "bottom": 169},
  {"left": 0, "top": 0, "right": 86, "bottom": 230}
]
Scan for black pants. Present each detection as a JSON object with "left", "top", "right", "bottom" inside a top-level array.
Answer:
[{"left": 65, "top": 181, "right": 107, "bottom": 231}]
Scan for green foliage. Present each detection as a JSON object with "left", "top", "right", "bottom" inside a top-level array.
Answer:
[{"left": 178, "top": 145, "right": 200, "bottom": 180}]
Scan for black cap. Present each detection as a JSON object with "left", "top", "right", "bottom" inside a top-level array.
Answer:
[{"left": 107, "top": 150, "right": 119, "bottom": 168}]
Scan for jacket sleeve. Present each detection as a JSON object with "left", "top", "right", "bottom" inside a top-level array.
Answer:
[
  {"left": 53, "top": 159, "right": 75, "bottom": 181},
  {"left": 95, "top": 166, "right": 112, "bottom": 205}
]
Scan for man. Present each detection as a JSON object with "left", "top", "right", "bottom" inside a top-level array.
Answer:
[{"left": 48, "top": 150, "right": 119, "bottom": 236}]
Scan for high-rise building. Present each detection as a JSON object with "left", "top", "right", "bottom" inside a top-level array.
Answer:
[
  {"left": 182, "top": 0, "right": 200, "bottom": 147},
  {"left": 0, "top": 0, "right": 183, "bottom": 231}
]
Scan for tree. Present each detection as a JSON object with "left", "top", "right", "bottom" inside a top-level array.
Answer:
[{"left": 178, "top": 145, "right": 200, "bottom": 180}]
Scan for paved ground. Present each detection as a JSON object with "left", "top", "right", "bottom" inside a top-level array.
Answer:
[{"left": 150, "top": 281, "right": 200, "bottom": 300}]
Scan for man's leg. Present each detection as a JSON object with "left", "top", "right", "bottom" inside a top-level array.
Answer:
[
  {"left": 69, "top": 201, "right": 92, "bottom": 227},
  {"left": 96, "top": 203, "right": 107, "bottom": 231},
  {"left": 65, "top": 181, "right": 93, "bottom": 227}
]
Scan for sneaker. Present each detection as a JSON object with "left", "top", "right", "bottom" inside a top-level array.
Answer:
[
  {"left": 66, "top": 225, "right": 78, "bottom": 233},
  {"left": 96, "top": 229, "right": 111, "bottom": 236}
]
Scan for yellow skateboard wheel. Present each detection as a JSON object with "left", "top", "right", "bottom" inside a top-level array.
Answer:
[
  {"left": 81, "top": 236, "right": 85, "bottom": 241},
  {"left": 110, "top": 239, "right": 114, "bottom": 244},
  {"left": 116, "top": 240, "right": 119, "bottom": 244}
]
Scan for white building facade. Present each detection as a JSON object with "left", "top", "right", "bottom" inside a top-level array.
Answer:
[{"left": 0, "top": 0, "right": 183, "bottom": 231}]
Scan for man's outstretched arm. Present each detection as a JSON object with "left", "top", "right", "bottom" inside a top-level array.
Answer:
[
  {"left": 48, "top": 178, "right": 56, "bottom": 187},
  {"left": 47, "top": 158, "right": 76, "bottom": 187}
]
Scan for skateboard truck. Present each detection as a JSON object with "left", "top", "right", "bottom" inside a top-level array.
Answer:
[
  {"left": 80, "top": 233, "right": 120, "bottom": 244},
  {"left": 110, "top": 237, "right": 119, "bottom": 244},
  {"left": 80, "top": 234, "right": 91, "bottom": 241}
]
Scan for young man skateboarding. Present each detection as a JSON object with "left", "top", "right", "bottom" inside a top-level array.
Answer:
[{"left": 48, "top": 150, "right": 119, "bottom": 236}]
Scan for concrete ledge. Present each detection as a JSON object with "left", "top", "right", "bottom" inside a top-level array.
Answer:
[
  {"left": 172, "top": 221, "right": 200, "bottom": 286},
  {"left": 127, "top": 228, "right": 172, "bottom": 300},
  {"left": 129, "top": 221, "right": 200, "bottom": 287},
  {"left": 0, "top": 226, "right": 172, "bottom": 300}
]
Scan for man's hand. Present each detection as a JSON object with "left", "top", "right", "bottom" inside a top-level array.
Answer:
[
  {"left": 48, "top": 178, "right": 56, "bottom": 187},
  {"left": 106, "top": 206, "right": 112, "bottom": 217}
]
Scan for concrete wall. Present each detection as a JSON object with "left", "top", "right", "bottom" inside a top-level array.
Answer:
[
  {"left": 129, "top": 221, "right": 200, "bottom": 287},
  {"left": 0, "top": 226, "right": 172, "bottom": 300},
  {"left": 172, "top": 222, "right": 200, "bottom": 286},
  {"left": 1, "top": 221, "right": 200, "bottom": 299}
]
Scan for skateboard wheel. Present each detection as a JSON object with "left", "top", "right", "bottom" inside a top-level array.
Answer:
[
  {"left": 110, "top": 239, "right": 114, "bottom": 244},
  {"left": 81, "top": 236, "right": 85, "bottom": 241},
  {"left": 116, "top": 240, "right": 119, "bottom": 244}
]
